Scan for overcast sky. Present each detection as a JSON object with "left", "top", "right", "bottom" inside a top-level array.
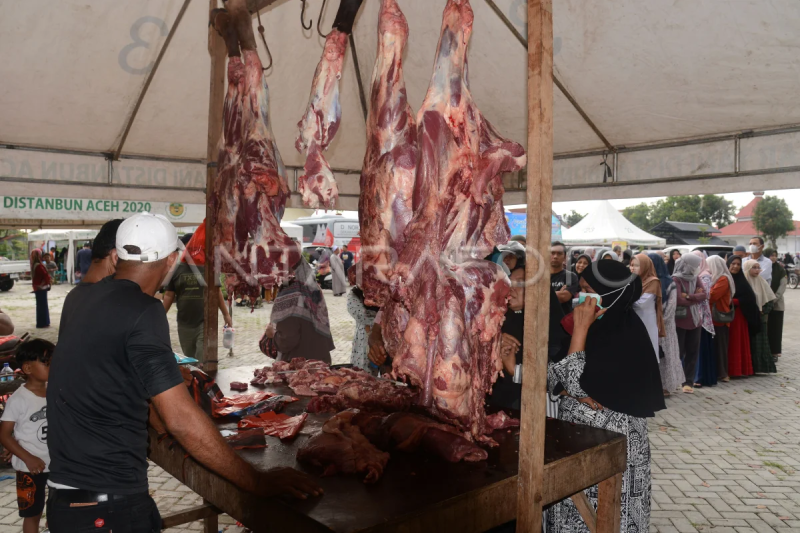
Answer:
[
  {"left": 329, "top": 189, "right": 800, "bottom": 222},
  {"left": 511, "top": 189, "right": 800, "bottom": 220}
]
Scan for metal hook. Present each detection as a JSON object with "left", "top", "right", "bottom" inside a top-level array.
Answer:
[
  {"left": 300, "top": 0, "right": 312, "bottom": 30},
  {"left": 317, "top": 0, "right": 330, "bottom": 38},
  {"left": 256, "top": 10, "right": 273, "bottom": 72}
]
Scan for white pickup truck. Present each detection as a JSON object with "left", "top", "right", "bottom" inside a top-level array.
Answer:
[{"left": 0, "top": 260, "right": 29, "bottom": 292}]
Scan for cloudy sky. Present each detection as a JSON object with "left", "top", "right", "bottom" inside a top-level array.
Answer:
[
  {"left": 329, "top": 190, "right": 800, "bottom": 222},
  {"left": 540, "top": 189, "right": 800, "bottom": 220}
]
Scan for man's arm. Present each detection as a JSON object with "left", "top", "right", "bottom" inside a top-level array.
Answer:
[
  {"left": 0, "top": 310, "right": 13, "bottom": 335},
  {"left": 152, "top": 385, "right": 321, "bottom": 499},
  {"left": 217, "top": 287, "right": 232, "bottom": 327},
  {"left": 162, "top": 291, "right": 176, "bottom": 313}
]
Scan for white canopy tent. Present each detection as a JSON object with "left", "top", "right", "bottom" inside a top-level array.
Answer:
[
  {"left": 27, "top": 229, "right": 99, "bottom": 284},
  {"left": 562, "top": 200, "right": 666, "bottom": 247},
  {"left": 2, "top": 0, "right": 800, "bottom": 211},
  {"left": 3, "top": 1, "right": 800, "bottom": 530}
]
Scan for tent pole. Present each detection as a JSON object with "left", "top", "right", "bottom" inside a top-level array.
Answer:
[
  {"left": 517, "top": 0, "right": 553, "bottom": 531},
  {"left": 204, "top": 0, "right": 227, "bottom": 374}
]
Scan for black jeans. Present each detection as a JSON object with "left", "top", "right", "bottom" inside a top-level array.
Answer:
[{"left": 47, "top": 490, "right": 161, "bottom": 533}]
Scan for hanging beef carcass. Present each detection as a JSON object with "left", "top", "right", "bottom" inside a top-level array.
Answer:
[
  {"left": 381, "top": 0, "right": 526, "bottom": 441},
  {"left": 209, "top": 4, "right": 299, "bottom": 299},
  {"left": 296, "top": 0, "right": 365, "bottom": 209},
  {"left": 358, "top": 0, "right": 418, "bottom": 307}
]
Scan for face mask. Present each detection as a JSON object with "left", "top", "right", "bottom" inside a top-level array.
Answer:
[
  {"left": 749, "top": 244, "right": 760, "bottom": 254},
  {"left": 562, "top": 283, "right": 631, "bottom": 334}
]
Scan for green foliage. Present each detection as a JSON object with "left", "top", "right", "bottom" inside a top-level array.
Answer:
[
  {"left": 621, "top": 203, "right": 654, "bottom": 231},
  {"left": 621, "top": 195, "right": 736, "bottom": 231},
  {"left": 753, "top": 196, "right": 794, "bottom": 249},
  {"left": 564, "top": 210, "right": 586, "bottom": 227},
  {"left": 0, "top": 230, "right": 26, "bottom": 260}
]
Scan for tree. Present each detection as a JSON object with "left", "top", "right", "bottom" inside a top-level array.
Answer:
[
  {"left": 699, "top": 194, "right": 736, "bottom": 228},
  {"left": 0, "top": 230, "right": 26, "bottom": 260},
  {"left": 564, "top": 210, "right": 586, "bottom": 227},
  {"left": 753, "top": 196, "right": 795, "bottom": 249},
  {"left": 645, "top": 195, "right": 736, "bottom": 228},
  {"left": 622, "top": 203, "right": 653, "bottom": 231}
]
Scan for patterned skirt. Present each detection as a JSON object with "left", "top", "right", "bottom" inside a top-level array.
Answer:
[{"left": 546, "top": 398, "right": 651, "bottom": 533}]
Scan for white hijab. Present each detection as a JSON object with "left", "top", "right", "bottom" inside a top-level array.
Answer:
[
  {"left": 707, "top": 255, "right": 735, "bottom": 303},
  {"left": 743, "top": 259, "right": 776, "bottom": 311}
]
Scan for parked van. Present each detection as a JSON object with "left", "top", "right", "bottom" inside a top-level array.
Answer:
[{"left": 291, "top": 215, "right": 361, "bottom": 258}]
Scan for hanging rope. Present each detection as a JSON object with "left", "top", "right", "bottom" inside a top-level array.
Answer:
[
  {"left": 601, "top": 153, "right": 612, "bottom": 183},
  {"left": 300, "top": 0, "right": 312, "bottom": 30},
  {"left": 256, "top": 9, "right": 273, "bottom": 72}
]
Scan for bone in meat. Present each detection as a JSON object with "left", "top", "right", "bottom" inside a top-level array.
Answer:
[
  {"left": 358, "top": 0, "right": 418, "bottom": 307},
  {"left": 295, "top": 31, "right": 348, "bottom": 209},
  {"left": 210, "top": 6, "right": 299, "bottom": 299},
  {"left": 381, "top": 0, "right": 525, "bottom": 441}
]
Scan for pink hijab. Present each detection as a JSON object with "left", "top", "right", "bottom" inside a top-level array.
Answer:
[{"left": 692, "top": 250, "right": 711, "bottom": 279}]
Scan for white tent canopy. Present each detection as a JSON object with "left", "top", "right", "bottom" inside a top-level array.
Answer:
[
  {"left": 562, "top": 200, "right": 666, "bottom": 247},
  {"left": 27, "top": 229, "right": 99, "bottom": 284},
  {"left": 2, "top": 0, "right": 800, "bottom": 211}
]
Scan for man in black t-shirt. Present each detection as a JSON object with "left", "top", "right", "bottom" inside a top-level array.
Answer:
[
  {"left": 550, "top": 241, "right": 579, "bottom": 316},
  {"left": 47, "top": 213, "right": 320, "bottom": 531},
  {"left": 340, "top": 245, "right": 354, "bottom": 276}
]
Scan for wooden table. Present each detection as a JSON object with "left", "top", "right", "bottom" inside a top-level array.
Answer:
[{"left": 149, "top": 366, "right": 627, "bottom": 533}]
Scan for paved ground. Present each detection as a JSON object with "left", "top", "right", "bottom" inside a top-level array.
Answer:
[{"left": 0, "top": 281, "right": 798, "bottom": 532}]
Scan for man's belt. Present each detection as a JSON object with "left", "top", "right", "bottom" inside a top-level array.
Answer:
[{"left": 50, "top": 488, "right": 147, "bottom": 505}]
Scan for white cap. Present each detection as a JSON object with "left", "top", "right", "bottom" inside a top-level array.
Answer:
[{"left": 116, "top": 212, "right": 179, "bottom": 263}]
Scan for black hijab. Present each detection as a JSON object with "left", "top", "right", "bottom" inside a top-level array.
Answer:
[
  {"left": 726, "top": 256, "right": 760, "bottom": 334},
  {"left": 667, "top": 252, "right": 680, "bottom": 275},
  {"left": 578, "top": 260, "right": 666, "bottom": 418}
]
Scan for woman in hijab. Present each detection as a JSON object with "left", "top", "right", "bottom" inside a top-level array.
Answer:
[
  {"left": 547, "top": 260, "right": 664, "bottom": 533},
  {"left": 262, "top": 258, "right": 335, "bottom": 363},
  {"left": 622, "top": 249, "right": 633, "bottom": 267},
  {"left": 630, "top": 254, "right": 664, "bottom": 363},
  {"left": 572, "top": 253, "right": 591, "bottom": 277},
  {"left": 30, "top": 249, "right": 52, "bottom": 328},
  {"left": 764, "top": 248, "right": 787, "bottom": 360},
  {"left": 726, "top": 256, "right": 756, "bottom": 377},
  {"left": 329, "top": 246, "right": 347, "bottom": 297},
  {"left": 650, "top": 253, "right": 683, "bottom": 396},
  {"left": 707, "top": 256, "right": 735, "bottom": 382},
  {"left": 672, "top": 254, "right": 706, "bottom": 393},
  {"left": 600, "top": 250, "right": 619, "bottom": 261},
  {"left": 667, "top": 249, "right": 682, "bottom": 275},
  {"left": 692, "top": 251, "right": 717, "bottom": 388},
  {"left": 743, "top": 259, "right": 777, "bottom": 374}
]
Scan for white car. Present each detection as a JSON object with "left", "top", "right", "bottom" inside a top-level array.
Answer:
[{"left": 664, "top": 244, "right": 734, "bottom": 258}]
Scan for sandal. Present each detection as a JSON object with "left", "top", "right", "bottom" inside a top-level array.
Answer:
[
  {"left": 682, "top": 385, "right": 695, "bottom": 394},
  {"left": 693, "top": 383, "right": 703, "bottom": 388},
  {"left": 721, "top": 377, "right": 730, "bottom": 382},
  {"left": 663, "top": 390, "right": 671, "bottom": 398}
]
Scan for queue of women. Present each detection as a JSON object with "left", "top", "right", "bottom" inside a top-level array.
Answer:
[{"left": 257, "top": 238, "right": 787, "bottom": 533}]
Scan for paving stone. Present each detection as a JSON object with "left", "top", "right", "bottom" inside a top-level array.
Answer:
[{"left": 2, "top": 278, "right": 800, "bottom": 530}]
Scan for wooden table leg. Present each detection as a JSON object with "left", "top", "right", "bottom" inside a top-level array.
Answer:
[
  {"left": 203, "top": 499, "right": 219, "bottom": 533},
  {"left": 596, "top": 473, "right": 622, "bottom": 533}
]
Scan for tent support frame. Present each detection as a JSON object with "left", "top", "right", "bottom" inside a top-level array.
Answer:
[
  {"left": 203, "top": 0, "right": 228, "bottom": 374},
  {"left": 518, "top": 0, "right": 553, "bottom": 530},
  {"left": 112, "top": 0, "right": 192, "bottom": 161},
  {"left": 483, "top": 0, "right": 615, "bottom": 153}
]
